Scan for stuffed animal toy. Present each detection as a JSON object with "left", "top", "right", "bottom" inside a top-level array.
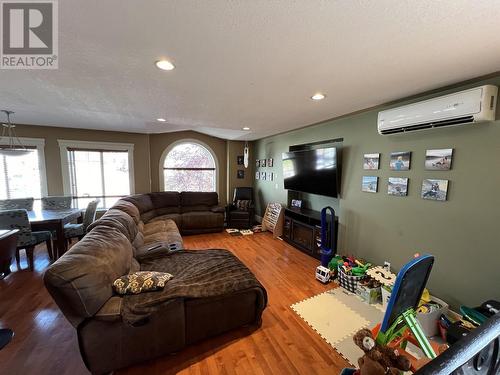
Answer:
[
  {"left": 353, "top": 328, "right": 411, "bottom": 372},
  {"left": 357, "top": 354, "right": 400, "bottom": 375}
]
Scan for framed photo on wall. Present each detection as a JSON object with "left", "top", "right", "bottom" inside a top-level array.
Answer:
[
  {"left": 237, "top": 155, "right": 244, "bottom": 165},
  {"left": 260, "top": 171, "right": 266, "bottom": 180},
  {"left": 390, "top": 151, "right": 411, "bottom": 171},
  {"left": 255, "top": 171, "right": 260, "bottom": 180},
  {"left": 256, "top": 159, "right": 261, "bottom": 167},
  {"left": 425, "top": 149, "right": 453, "bottom": 170},
  {"left": 362, "top": 176, "right": 378, "bottom": 193},
  {"left": 421, "top": 179, "right": 449, "bottom": 201},
  {"left": 388, "top": 177, "right": 408, "bottom": 196},
  {"left": 363, "top": 153, "right": 380, "bottom": 170},
  {"left": 261, "top": 159, "right": 266, "bottom": 167},
  {"left": 268, "top": 158, "right": 274, "bottom": 167},
  {"left": 237, "top": 170, "right": 244, "bottom": 179}
]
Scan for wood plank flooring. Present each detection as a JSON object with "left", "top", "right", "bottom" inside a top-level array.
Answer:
[{"left": 0, "top": 232, "right": 349, "bottom": 374}]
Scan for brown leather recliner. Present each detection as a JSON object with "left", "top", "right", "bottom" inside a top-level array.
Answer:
[{"left": 226, "top": 187, "right": 255, "bottom": 229}]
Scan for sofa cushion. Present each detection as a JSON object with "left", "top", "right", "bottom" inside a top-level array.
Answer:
[
  {"left": 236, "top": 200, "right": 251, "bottom": 211},
  {"left": 143, "top": 232, "right": 169, "bottom": 244},
  {"left": 149, "top": 213, "right": 182, "bottom": 227},
  {"left": 180, "top": 192, "right": 218, "bottom": 212},
  {"left": 88, "top": 209, "right": 138, "bottom": 242},
  {"left": 110, "top": 200, "right": 141, "bottom": 224},
  {"left": 122, "top": 194, "right": 154, "bottom": 213},
  {"left": 143, "top": 221, "right": 166, "bottom": 236},
  {"left": 113, "top": 271, "right": 173, "bottom": 295},
  {"left": 122, "top": 194, "right": 156, "bottom": 222},
  {"left": 44, "top": 225, "right": 133, "bottom": 327},
  {"left": 149, "top": 192, "right": 181, "bottom": 215},
  {"left": 132, "top": 231, "right": 144, "bottom": 249},
  {"left": 181, "top": 211, "right": 223, "bottom": 230}
]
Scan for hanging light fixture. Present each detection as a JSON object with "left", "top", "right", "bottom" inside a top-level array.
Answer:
[{"left": 0, "top": 110, "right": 30, "bottom": 156}]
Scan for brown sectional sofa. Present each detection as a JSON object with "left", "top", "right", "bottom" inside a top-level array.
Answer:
[
  {"left": 122, "top": 191, "right": 225, "bottom": 235},
  {"left": 44, "top": 192, "right": 267, "bottom": 374}
]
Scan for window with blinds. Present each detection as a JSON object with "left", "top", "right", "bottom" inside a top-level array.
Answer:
[
  {"left": 0, "top": 146, "right": 43, "bottom": 199},
  {"left": 67, "top": 148, "right": 131, "bottom": 209}
]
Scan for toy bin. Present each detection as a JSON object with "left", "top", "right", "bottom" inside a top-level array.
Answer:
[
  {"left": 417, "top": 296, "right": 449, "bottom": 337},
  {"left": 338, "top": 266, "right": 366, "bottom": 293}
]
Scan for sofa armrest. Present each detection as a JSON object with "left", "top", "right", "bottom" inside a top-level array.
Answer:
[{"left": 211, "top": 206, "right": 225, "bottom": 213}]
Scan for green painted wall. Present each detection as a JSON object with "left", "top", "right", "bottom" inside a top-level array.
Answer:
[{"left": 254, "top": 76, "right": 500, "bottom": 308}]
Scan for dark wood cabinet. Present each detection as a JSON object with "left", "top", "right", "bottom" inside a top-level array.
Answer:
[{"left": 282, "top": 207, "right": 337, "bottom": 260}]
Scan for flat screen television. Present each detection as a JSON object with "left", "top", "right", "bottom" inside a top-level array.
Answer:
[{"left": 282, "top": 147, "right": 340, "bottom": 198}]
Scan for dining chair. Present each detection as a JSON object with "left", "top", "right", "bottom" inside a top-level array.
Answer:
[
  {"left": 0, "top": 209, "right": 53, "bottom": 270},
  {"left": 64, "top": 199, "right": 100, "bottom": 243},
  {"left": 0, "top": 198, "right": 34, "bottom": 211},
  {"left": 41, "top": 196, "right": 72, "bottom": 210}
]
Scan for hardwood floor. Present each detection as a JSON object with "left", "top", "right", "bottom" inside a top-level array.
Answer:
[{"left": 0, "top": 232, "right": 349, "bottom": 374}]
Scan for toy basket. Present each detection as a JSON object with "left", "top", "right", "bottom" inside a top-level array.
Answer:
[{"left": 338, "top": 266, "right": 366, "bottom": 293}]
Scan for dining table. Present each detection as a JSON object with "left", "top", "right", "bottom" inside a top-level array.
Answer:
[{"left": 28, "top": 209, "right": 83, "bottom": 259}]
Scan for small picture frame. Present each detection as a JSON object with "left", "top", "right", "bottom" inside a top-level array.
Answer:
[
  {"left": 362, "top": 176, "right": 378, "bottom": 193},
  {"left": 363, "top": 153, "right": 380, "bottom": 170},
  {"left": 256, "top": 159, "right": 261, "bottom": 167},
  {"left": 388, "top": 177, "right": 409, "bottom": 196},
  {"left": 260, "top": 171, "right": 266, "bottom": 180},
  {"left": 255, "top": 171, "right": 260, "bottom": 180},
  {"left": 291, "top": 199, "right": 302, "bottom": 208},
  {"left": 268, "top": 158, "right": 274, "bottom": 167},
  {"left": 390, "top": 151, "right": 411, "bottom": 171},
  {"left": 237, "top": 155, "right": 244, "bottom": 165},
  {"left": 268, "top": 172, "right": 274, "bottom": 181},
  {"left": 425, "top": 149, "right": 453, "bottom": 170},
  {"left": 421, "top": 179, "right": 449, "bottom": 201},
  {"left": 261, "top": 159, "right": 267, "bottom": 167},
  {"left": 237, "top": 170, "right": 244, "bottom": 179}
]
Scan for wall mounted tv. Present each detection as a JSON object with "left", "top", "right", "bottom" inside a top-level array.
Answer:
[{"left": 282, "top": 147, "right": 340, "bottom": 198}]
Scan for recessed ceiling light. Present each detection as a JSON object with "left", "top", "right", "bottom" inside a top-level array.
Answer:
[
  {"left": 157, "top": 118, "right": 166, "bottom": 122},
  {"left": 155, "top": 60, "right": 175, "bottom": 71},
  {"left": 311, "top": 93, "right": 326, "bottom": 101},
  {"left": 242, "top": 127, "right": 250, "bottom": 131}
]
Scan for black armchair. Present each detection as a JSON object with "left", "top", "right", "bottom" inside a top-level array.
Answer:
[{"left": 226, "top": 187, "right": 254, "bottom": 229}]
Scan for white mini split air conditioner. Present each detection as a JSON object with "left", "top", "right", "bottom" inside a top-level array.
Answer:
[{"left": 377, "top": 85, "right": 498, "bottom": 135}]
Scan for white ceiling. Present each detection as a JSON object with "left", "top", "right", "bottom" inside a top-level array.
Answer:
[{"left": 1, "top": 0, "right": 500, "bottom": 140}]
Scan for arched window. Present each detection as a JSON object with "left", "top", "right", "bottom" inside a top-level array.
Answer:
[{"left": 162, "top": 141, "right": 217, "bottom": 192}]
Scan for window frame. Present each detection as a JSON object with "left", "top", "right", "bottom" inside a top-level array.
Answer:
[
  {"left": 159, "top": 139, "right": 219, "bottom": 193},
  {"left": 0, "top": 136, "right": 48, "bottom": 198},
  {"left": 58, "top": 140, "right": 135, "bottom": 205}
]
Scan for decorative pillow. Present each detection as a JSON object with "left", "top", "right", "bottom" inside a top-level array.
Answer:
[
  {"left": 113, "top": 271, "right": 173, "bottom": 295},
  {"left": 236, "top": 200, "right": 251, "bottom": 211}
]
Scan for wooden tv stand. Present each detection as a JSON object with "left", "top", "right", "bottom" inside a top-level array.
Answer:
[{"left": 282, "top": 207, "right": 338, "bottom": 260}]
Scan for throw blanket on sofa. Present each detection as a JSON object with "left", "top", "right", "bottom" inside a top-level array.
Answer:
[{"left": 121, "top": 249, "right": 267, "bottom": 324}]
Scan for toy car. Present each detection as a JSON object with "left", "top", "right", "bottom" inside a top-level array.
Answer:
[{"left": 316, "top": 265, "right": 331, "bottom": 283}]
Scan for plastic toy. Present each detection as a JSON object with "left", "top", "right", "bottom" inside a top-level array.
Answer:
[
  {"left": 371, "top": 255, "right": 442, "bottom": 371},
  {"left": 315, "top": 265, "right": 331, "bottom": 284}
]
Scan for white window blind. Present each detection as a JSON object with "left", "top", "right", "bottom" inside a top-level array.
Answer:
[
  {"left": 67, "top": 148, "right": 131, "bottom": 209},
  {"left": 0, "top": 147, "right": 43, "bottom": 199}
]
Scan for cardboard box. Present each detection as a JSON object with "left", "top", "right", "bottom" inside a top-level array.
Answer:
[{"left": 356, "top": 284, "right": 381, "bottom": 304}]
